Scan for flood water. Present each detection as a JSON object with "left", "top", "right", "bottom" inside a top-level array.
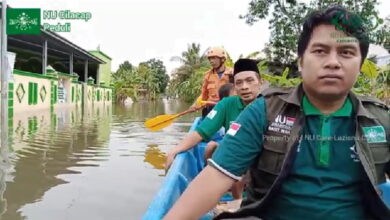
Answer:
[{"left": 0, "top": 99, "right": 197, "bottom": 220}]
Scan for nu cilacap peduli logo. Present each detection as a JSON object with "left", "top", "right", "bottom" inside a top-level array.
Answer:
[{"left": 6, "top": 8, "right": 41, "bottom": 35}]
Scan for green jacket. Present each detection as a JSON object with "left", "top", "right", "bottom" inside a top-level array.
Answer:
[{"left": 215, "top": 84, "right": 390, "bottom": 220}]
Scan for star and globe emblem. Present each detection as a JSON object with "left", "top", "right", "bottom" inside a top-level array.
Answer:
[{"left": 9, "top": 12, "right": 39, "bottom": 31}]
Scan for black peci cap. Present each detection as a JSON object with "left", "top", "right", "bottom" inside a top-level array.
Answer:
[{"left": 233, "top": 58, "right": 259, "bottom": 77}]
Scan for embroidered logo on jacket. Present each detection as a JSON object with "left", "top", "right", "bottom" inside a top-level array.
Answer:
[
  {"left": 268, "top": 115, "right": 296, "bottom": 134},
  {"left": 362, "top": 126, "right": 386, "bottom": 143}
]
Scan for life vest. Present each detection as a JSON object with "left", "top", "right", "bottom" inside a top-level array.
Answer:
[{"left": 201, "top": 67, "right": 233, "bottom": 102}]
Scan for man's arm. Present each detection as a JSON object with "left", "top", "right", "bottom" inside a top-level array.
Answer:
[
  {"left": 164, "top": 97, "right": 267, "bottom": 219},
  {"left": 204, "top": 141, "right": 219, "bottom": 162},
  {"left": 163, "top": 165, "right": 235, "bottom": 220},
  {"left": 166, "top": 99, "right": 228, "bottom": 169},
  {"left": 189, "top": 96, "right": 203, "bottom": 111},
  {"left": 165, "top": 131, "right": 203, "bottom": 170}
]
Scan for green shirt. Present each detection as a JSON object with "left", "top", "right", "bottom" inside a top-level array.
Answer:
[
  {"left": 210, "top": 96, "right": 366, "bottom": 219},
  {"left": 196, "top": 96, "right": 245, "bottom": 141},
  {"left": 209, "top": 97, "right": 266, "bottom": 179}
]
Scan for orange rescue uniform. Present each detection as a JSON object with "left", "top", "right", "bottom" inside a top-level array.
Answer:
[{"left": 201, "top": 67, "right": 233, "bottom": 102}]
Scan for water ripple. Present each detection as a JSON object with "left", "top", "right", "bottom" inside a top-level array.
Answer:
[{"left": 1, "top": 101, "right": 195, "bottom": 220}]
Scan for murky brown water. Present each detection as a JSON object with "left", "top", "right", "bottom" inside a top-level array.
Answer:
[{"left": 0, "top": 99, "right": 197, "bottom": 220}]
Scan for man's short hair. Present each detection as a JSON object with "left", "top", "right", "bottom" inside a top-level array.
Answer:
[
  {"left": 218, "top": 83, "right": 234, "bottom": 100},
  {"left": 297, "top": 6, "right": 369, "bottom": 64}
]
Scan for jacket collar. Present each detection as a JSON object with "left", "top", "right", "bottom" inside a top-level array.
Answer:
[
  {"left": 277, "top": 83, "right": 376, "bottom": 119},
  {"left": 278, "top": 84, "right": 304, "bottom": 107},
  {"left": 348, "top": 92, "right": 377, "bottom": 119}
]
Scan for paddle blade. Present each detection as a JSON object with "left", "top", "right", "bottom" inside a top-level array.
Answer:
[{"left": 144, "top": 114, "right": 179, "bottom": 131}]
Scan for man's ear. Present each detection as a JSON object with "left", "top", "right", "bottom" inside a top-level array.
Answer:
[
  {"left": 298, "top": 57, "right": 303, "bottom": 71},
  {"left": 259, "top": 78, "right": 264, "bottom": 84}
]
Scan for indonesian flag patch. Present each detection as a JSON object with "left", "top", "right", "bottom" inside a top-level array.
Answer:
[
  {"left": 286, "top": 117, "right": 296, "bottom": 126},
  {"left": 227, "top": 122, "right": 241, "bottom": 136}
]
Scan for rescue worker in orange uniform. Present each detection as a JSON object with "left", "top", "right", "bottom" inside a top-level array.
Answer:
[{"left": 195, "top": 47, "right": 233, "bottom": 117}]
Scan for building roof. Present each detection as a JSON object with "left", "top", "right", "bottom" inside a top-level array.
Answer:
[{"left": 89, "top": 50, "right": 112, "bottom": 61}]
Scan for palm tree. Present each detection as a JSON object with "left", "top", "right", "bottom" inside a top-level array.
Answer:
[
  {"left": 168, "top": 43, "right": 211, "bottom": 102},
  {"left": 171, "top": 43, "right": 209, "bottom": 80}
]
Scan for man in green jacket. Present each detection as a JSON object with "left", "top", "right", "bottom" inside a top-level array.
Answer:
[
  {"left": 165, "top": 58, "right": 264, "bottom": 199},
  {"left": 164, "top": 6, "right": 390, "bottom": 220}
]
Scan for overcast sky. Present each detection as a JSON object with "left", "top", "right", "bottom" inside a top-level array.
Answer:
[{"left": 7, "top": 0, "right": 390, "bottom": 74}]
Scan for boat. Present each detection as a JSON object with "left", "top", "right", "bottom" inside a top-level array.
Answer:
[
  {"left": 143, "top": 117, "right": 223, "bottom": 220},
  {"left": 143, "top": 117, "right": 390, "bottom": 220}
]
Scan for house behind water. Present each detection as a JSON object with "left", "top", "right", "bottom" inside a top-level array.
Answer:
[{"left": 0, "top": 8, "right": 113, "bottom": 144}]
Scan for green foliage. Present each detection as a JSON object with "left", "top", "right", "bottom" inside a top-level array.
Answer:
[
  {"left": 360, "top": 59, "right": 378, "bottom": 79},
  {"left": 353, "top": 61, "right": 390, "bottom": 103},
  {"left": 170, "top": 43, "right": 209, "bottom": 80},
  {"left": 176, "top": 67, "right": 208, "bottom": 103},
  {"left": 112, "top": 67, "right": 141, "bottom": 103},
  {"left": 225, "top": 52, "right": 234, "bottom": 68},
  {"left": 112, "top": 59, "right": 169, "bottom": 103},
  {"left": 138, "top": 58, "right": 169, "bottom": 98},
  {"left": 168, "top": 43, "right": 211, "bottom": 103},
  {"left": 140, "top": 59, "right": 170, "bottom": 94},
  {"left": 258, "top": 58, "right": 389, "bottom": 104},
  {"left": 241, "top": 0, "right": 390, "bottom": 65},
  {"left": 373, "top": 16, "right": 390, "bottom": 52},
  {"left": 118, "top": 61, "right": 133, "bottom": 72},
  {"left": 114, "top": 81, "right": 138, "bottom": 103},
  {"left": 258, "top": 60, "right": 302, "bottom": 87}
]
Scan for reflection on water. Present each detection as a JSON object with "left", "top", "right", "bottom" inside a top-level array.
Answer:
[
  {"left": 0, "top": 99, "right": 197, "bottom": 220},
  {"left": 144, "top": 144, "right": 167, "bottom": 171},
  {"left": 0, "top": 146, "right": 13, "bottom": 218}
]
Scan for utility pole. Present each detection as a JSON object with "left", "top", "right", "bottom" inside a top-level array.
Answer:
[{"left": 1, "top": 0, "right": 8, "bottom": 149}]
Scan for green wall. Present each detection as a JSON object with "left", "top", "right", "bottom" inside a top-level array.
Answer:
[{"left": 89, "top": 50, "right": 112, "bottom": 85}]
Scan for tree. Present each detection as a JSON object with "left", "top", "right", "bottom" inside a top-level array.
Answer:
[
  {"left": 112, "top": 59, "right": 168, "bottom": 102},
  {"left": 241, "top": 0, "right": 390, "bottom": 67},
  {"left": 113, "top": 61, "right": 134, "bottom": 82},
  {"left": 168, "top": 43, "right": 211, "bottom": 102},
  {"left": 170, "top": 43, "right": 210, "bottom": 81},
  {"left": 141, "top": 58, "right": 170, "bottom": 94},
  {"left": 118, "top": 61, "right": 133, "bottom": 71},
  {"left": 373, "top": 15, "right": 390, "bottom": 52},
  {"left": 112, "top": 61, "right": 141, "bottom": 103}
]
